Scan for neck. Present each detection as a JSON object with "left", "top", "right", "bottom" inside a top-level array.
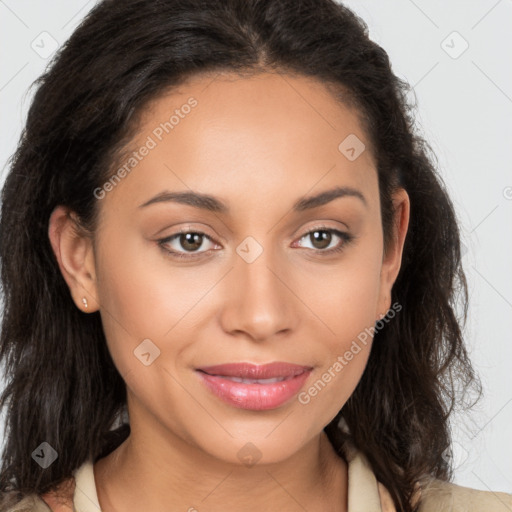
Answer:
[{"left": 94, "top": 412, "right": 347, "bottom": 512}]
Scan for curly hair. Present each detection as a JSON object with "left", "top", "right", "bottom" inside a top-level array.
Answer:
[{"left": 0, "top": 1, "right": 482, "bottom": 511}]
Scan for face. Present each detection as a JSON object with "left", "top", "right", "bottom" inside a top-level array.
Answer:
[{"left": 50, "top": 71, "right": 409, "bottom": 466}]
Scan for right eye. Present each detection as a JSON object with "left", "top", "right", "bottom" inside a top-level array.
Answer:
[{"left": 157, "top": 230, "right": 220, "bottom": 260}]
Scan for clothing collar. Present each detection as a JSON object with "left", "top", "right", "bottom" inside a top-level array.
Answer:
[{"left": 71, "top": 437, "right": 393, "bottom": 512}]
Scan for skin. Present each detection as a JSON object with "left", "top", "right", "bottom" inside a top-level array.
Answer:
[{"left": 48, "top": 71, "right": 410, "bottom": 512}]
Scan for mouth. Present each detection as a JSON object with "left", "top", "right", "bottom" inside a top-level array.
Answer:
[
  {"left": 196, "top": 361, "right": 312, "bottom": 379},
  {"left": 199, "top": 375, "right": 295, "bottom": 384},
  {"left": 195, "top": 362, "right": 313, "bottom": 410}
]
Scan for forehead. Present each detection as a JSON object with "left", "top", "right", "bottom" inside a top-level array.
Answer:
[
  {"left": 101, "top": 71, "right": 377, "bottom": 218},
  {"left": 136, "top": 70, "right": 369, "bottom": 150}
]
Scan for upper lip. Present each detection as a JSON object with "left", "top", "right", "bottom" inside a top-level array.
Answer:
[{"left": 196, "top": 362, "right": 313, "bottom": 379}]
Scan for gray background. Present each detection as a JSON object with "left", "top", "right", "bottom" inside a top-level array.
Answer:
[{"left": 0, "top": 0, "right": 511, "bottom": 494}]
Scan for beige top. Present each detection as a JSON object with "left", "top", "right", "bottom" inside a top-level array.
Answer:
[{"left": 7, "top": 439, "right": 512, "bottom": 511}]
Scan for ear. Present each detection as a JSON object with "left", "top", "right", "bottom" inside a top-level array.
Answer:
[
  {"left": 48, "top": 205, "right": 99, "bottom": 313},
  {"left": 376, "top": 187, "right": 410, "bottom": 321}
]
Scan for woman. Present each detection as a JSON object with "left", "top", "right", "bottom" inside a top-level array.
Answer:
[{"left": 0, "top": 0, "right": 510, "bottom": 511}]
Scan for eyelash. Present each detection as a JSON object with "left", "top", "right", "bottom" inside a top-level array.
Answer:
[{"left": 157, "top": 225, "right": 355, "bottom": 260}]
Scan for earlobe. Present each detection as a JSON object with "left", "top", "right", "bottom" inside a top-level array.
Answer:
[{"left": 48, "top": 206, "right": 99, "bottom": 313}]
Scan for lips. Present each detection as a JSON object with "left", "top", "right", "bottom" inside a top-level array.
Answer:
[
  {"left": 196, "top": 361, "right": 312, "bottom": 380},
  {"left": 195, "top": 362, "right": 313, "bottom": 410}
]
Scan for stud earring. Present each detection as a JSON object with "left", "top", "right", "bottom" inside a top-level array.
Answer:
[{"left": 82, "top": 297, "right": 88, "bottom": 309}]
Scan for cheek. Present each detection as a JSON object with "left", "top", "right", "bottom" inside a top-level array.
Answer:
[
  {"left": 95, "top": 225, "right": 210, "bottom": 338},
  {"left": 295, "top": 236, "right": 382, "bottom": 410},
  {"left": 93, "top": 227, "right": 200, "bottom": 383},
  {"left": 298, "top": 318, "right": 374, "bottom": 424},
  {"left": 298, "top": 233, "right": 383, "bottom": 343},
  {"left": 92, "top": 231, "right": 202, "bottom": 432}
]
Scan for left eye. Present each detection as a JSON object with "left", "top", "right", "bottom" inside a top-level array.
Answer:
[{"left": 295, "top": 227, "right": 352, "bottom": 252}]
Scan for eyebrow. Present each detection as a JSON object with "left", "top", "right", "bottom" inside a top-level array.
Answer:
[{"left": 138, "top": 185, "right": 367, "bottom": 213}]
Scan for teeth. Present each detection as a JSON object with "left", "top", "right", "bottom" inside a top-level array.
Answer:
[{"left": 220, "top": 376, "right": 290, "bottom": 384}]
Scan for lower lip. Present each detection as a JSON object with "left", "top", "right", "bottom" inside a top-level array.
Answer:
[{"left": 196, "top": 370, "right": 312, "bottom": 410}]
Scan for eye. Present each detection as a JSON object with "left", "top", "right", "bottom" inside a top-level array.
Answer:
[
  {"left": 157, "top": 225, "right": 355, "bottom": 261},
  {"left": 293, "top": 225, "right": 354, "bottom": 255},
  {"left": 158, "top": 229, "right": 219, "bottom": 260}
]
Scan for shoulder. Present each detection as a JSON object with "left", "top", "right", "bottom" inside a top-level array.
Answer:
[
  {"left": 417, "top": 477, "right": 512, "bottom": 512},
  {"left": 2, "top": 477, "right": 75, "bottom": 512},
  {"left": 2, "top": 494, "right": 51, "bottom": 512}
]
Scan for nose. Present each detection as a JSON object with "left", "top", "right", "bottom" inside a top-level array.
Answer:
[{"left": 218, "top": 244, "right": 298, "bottom": 342}]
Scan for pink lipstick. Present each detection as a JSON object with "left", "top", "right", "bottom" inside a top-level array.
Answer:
[{"left": 195, "top": 362, "right": 313, "bottom": 410}]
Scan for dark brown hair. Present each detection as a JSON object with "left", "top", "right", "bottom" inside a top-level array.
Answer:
[{"left": 0, "top": 1, "right": 482, "bottom": 511}]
